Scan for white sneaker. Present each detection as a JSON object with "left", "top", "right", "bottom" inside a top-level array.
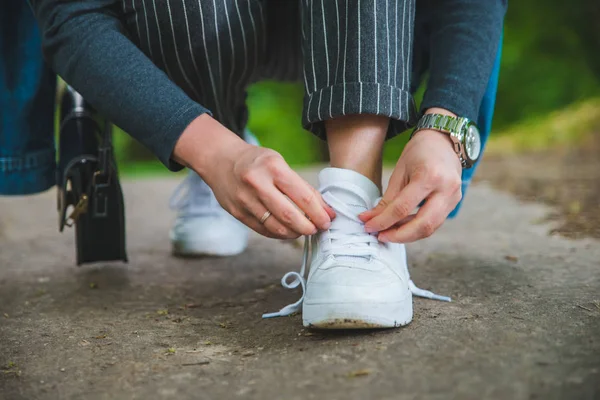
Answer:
[
  {"left": 263, "top": 168, "right": 450, "bottom": 329},
  {"left": 168, "top": 131, "right": 259, "bottom": 257}
]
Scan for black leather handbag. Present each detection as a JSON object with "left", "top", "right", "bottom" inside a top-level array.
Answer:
[{"left": 57, "top": 86, "right": 128, "bottom": 265}]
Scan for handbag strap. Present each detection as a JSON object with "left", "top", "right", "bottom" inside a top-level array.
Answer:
[
  {"left": 95, "top": 120, "right": 113, "bottom": 185},
  {"left": 90, "top": 118, "right": 115, "bottom": 218}
]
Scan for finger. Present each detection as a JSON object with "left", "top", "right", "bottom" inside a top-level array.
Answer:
[
  {"left": 359, "top": 197, "right": 389, "bottom": 223},
  {"left": 321, "top": 197, "right": 337, "bottom": 220},
  {"left": 359, "top": 164, "right": 407, "bottom": 222},
  {"left": 261, "top": 210, "right": 303, "bottom": 239},
  {"left": 390, "top": 213, "right": 417, "bottom": 228},
  {"left": 310, "top": 183, "right": 337, "bottom": 220},
  {"left": 274, "top": 169, "right": 332, "bottom": 231},
  {"left": 261, "top": 213, "right": 301, "bottom": 240},
  {"left": 364, "top": 180, "right": 429, "bottom": 233},
  {"left": 239, "top": 203, "right": 300, "bottom": 240},
  {"left": 247, "top": 219, "right": 296, "bottom": 239},
  {"left": 378, "top": 193, "right": 450, "bottom": 243},
  {"left": 235, "top": 213, "right": 280, "bottom": 239},
  {"left": 258, "top": 185, "right": 318, "bottom": 236}
]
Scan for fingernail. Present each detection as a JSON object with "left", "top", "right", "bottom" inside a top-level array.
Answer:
[
  {"left": 311, "top": 227, "right": 318, "bottom": 235},
  {"left": 323, "top": 221, "right": 331, "bottom": 230},
  {"left": 365, "top": 225, "right": 376, "bottom": 233},
  {"left": 378, "top": 235, "right": 389, "bottom": 243}
]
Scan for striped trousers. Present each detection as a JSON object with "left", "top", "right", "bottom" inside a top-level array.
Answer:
[{"left": 121, "top": 0, "right": 417, "bottom": 140}]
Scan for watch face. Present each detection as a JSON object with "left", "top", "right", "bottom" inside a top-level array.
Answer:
[{"left": 465, "top": 124, "right": 481, "bottom": 161}]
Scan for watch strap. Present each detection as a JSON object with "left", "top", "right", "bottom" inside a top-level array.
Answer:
[
  {"left": 411, "top": 113, "right": 470, "bottom": 168},
  {"left": 413, "top": 113, "right": 468, "bottom": 137}
]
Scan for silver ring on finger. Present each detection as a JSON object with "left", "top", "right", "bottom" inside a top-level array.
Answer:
[{"left": 259, "top": 211, "right": 272, "bottom": 224}]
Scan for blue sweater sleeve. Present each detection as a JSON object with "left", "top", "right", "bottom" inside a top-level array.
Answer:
[
  {"left": 29, "top": 0, "right": 209, "bottom": 170},
  {"left": 420, "top": 0, "right": 507, "bottom": 121}
]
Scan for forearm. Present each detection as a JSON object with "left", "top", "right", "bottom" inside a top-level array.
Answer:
[
  {"left": 30, "top": 0, "right": 209, "bottom": 170},
  {"left": 173, "top": 114, "right": 247, "bottom": 179},
  {"left": 420, "top": 0, "right": 506, "bottom": 121}
]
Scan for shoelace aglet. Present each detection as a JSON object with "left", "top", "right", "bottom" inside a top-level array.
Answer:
[
  {"left": 409, "top": 280, "right": 452, "bottom": 302},
  {"left": 262, "top": 303, "right": 301, "bottom": 319}
]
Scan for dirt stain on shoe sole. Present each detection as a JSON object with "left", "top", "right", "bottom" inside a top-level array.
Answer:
[{"left": 307, "top": 318, "right": 403, "bottom": 330}]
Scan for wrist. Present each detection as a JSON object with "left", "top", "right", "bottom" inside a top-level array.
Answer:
[
  {"left": 411, "top": 128, "right": 454, "bottom": 148},
  {"left": 414, "top": 107, "right": 458, "bottom": 148},
  {"left": 172, "top": 114, "right": 247, "bottom": 177},
  {"left": 423, "top": 107, "right": 457, "bottom": 118}
]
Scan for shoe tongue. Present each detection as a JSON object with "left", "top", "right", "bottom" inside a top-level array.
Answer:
[
  {"left": 318, "top": 168, "right": 381, "bottom": 210},
  {"left": 318, "top": 168, "right": 381, "bottom": 262}
]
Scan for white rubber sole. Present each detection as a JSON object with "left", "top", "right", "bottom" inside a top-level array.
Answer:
[
  {"left": 171, "top": 237, "right": 248, "bottom": 257},
  {"left": 302, "top": 296, "right": 413, "bottom": 329}
]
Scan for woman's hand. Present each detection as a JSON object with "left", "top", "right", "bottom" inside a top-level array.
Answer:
[
  {"left": 173, "top": 114, "right": 334, "bottom": 239},
  {"left": 359, "top": 109, "right": 463, "bottom": 243},
  {"left": 211, "top": 144, "right": 336, "bottom": 239}
]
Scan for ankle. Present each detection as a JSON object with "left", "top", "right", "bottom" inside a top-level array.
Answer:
[{"left": 325, "top": 114, "right": 387, "bottom": 189}]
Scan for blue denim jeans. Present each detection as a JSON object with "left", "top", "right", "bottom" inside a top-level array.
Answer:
[{"left": 0, "top": 1, "right": 56, "bottom": 195}]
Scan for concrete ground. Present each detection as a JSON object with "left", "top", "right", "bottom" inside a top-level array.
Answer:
[{"left": 1, "top": 169, "right": 599, "bottom": 400}]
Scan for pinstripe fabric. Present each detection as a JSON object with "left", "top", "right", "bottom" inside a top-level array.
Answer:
[
  {"left": 301, "top": 0, "right": 416, "bottom": 138},
  {"left": 121, "top": 0, "right": 416, "bottom": 139}
]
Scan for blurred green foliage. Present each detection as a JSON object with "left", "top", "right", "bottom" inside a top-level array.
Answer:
[
  {"left": 246, "top": 82, "right": 324, "bottom": 166},
  {"left": 495, "top": 0, "right": 600, "bottom": 129},
  {"left": 115, "top": 0, "right": 600, "bottom": 175}
]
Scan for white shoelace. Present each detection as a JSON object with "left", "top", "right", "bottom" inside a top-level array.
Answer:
[
  {"left": 169, "top": 173, "right": 220, "bottom": 216},
  {"left": 262, "top": 184, "right": 451, "bottom": 319}
]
